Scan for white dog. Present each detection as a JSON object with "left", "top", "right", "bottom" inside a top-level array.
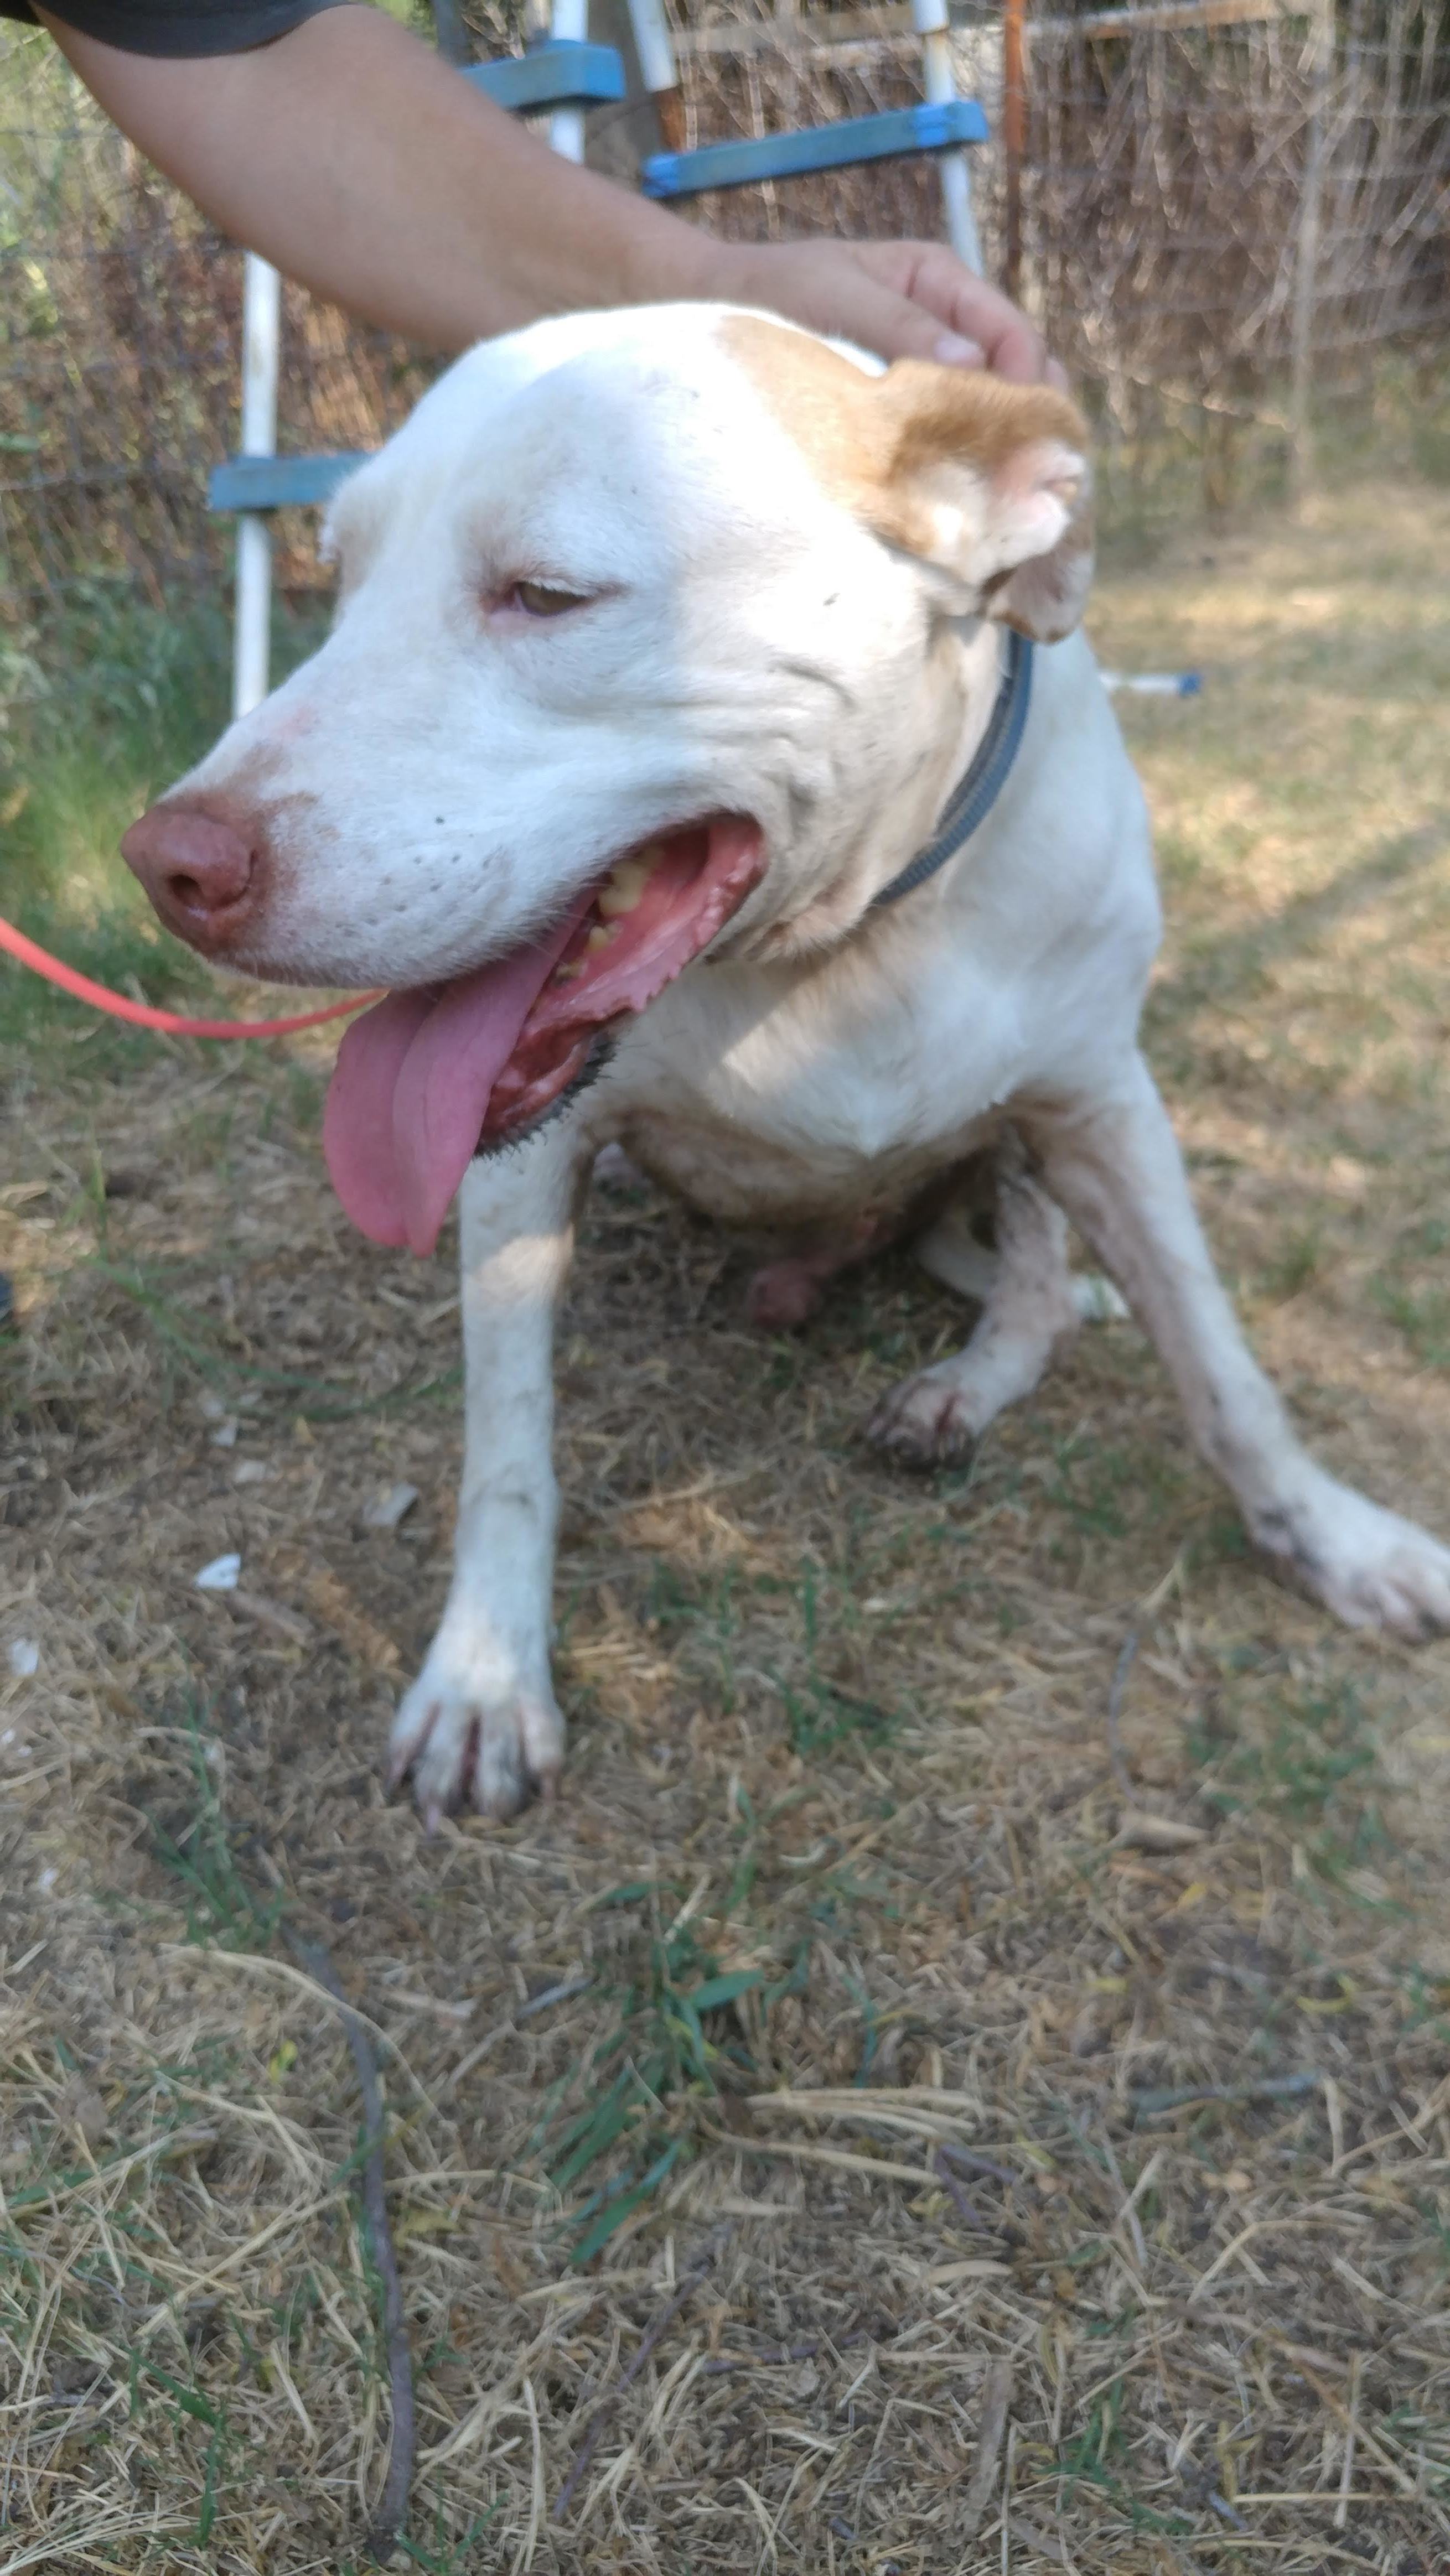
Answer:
[{"left": 122, "top": 305, "right": 1450, "bottom": 1820}]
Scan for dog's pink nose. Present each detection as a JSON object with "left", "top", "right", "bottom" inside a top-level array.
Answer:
[{"left": 121, "top": 804, "right": 259, "bottom": 951}]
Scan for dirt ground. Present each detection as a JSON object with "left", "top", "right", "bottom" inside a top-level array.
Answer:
[{"left": 4, "top": 476, "right": 1450, "bottom": 2574}]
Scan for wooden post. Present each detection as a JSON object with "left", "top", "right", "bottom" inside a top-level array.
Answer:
[
  {"left": 1289, "top": 0, "right": 1333, "bottom": 508},
  {"left": 1003, "top": 0, "right": 1026, "bottom": 301}
]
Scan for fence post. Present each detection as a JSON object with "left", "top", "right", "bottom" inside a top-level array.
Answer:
[
  {"left": 1002, "top": 0, "right": 1026, "bottom": 301},
  {"left": 232, "top": 253, "right": 280, "bottom": 721},
  {"left": 1289, "top": 0, "right": 1333, "bottom": 508}
]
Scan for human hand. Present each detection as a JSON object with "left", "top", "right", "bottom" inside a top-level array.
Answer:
[{"left": 702, "top": 235, "right": 1065, "bottom": 385}]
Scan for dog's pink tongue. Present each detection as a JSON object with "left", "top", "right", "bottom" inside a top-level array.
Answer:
[{"left": 323, "top": 911, "right": 584, "bottom": 1255}]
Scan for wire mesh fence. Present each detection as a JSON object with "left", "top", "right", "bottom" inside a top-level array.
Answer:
[
  {"left": 1, "top": 0, "right": 1447, "bottom": 714},
  {"left": 667, "top": 0, "right": 1450, "bottom": 505},
  {"left": 1021, "top": 0, "right": 1450, "bottom": 495}
]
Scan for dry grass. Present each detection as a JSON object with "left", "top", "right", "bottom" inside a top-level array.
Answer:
[{"left": 4, "top": 477, "right": 1450, "bottom": 2573}]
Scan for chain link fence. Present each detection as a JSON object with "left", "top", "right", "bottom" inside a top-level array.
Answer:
[{"left": 2, "top": 0, "right": 1447, "bottom": 710}]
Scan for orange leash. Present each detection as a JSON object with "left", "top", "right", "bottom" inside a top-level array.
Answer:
[{"left": 0, "top": 912, "right": 382, "bottom": 1038}]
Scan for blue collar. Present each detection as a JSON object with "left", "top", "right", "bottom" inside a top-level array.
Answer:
[{"left": 871, "top": 629, "right": 1034, "bottom": 910}]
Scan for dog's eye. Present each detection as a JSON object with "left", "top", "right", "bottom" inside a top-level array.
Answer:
[{"left": 508, "top": 579, "right": 590, "bottom": 619}]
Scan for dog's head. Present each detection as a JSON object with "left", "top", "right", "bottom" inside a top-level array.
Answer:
[{"left": 122, "top": 307, "right": 1090, "bottom": 1251}]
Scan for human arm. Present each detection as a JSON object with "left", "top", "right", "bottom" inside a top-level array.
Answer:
[{"left": 38, "top": 0, "right": 1052, "bottom": 376}]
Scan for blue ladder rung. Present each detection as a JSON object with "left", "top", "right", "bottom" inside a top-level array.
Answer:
[
  {"left": 642, "top": 98, "right": 988, "bottom": 199},
  {"left": 209, "top": 453, "right": 370, "bottom": 512},
  {"left": 464, "top": 41, "right": 625, "bottom": 114}
]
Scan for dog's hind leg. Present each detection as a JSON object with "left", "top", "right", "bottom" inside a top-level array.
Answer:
[
  {"left": 915, "top": 1159, "right": 1127, "bottom": 1328},
  {"left": 868, "top": 1146, "right": 1086, "bottom": 1466}
]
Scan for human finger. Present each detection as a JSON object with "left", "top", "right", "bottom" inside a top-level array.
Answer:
[
  {"left": 877, "top": 243, "right": 1048, "bottom": 381},
  {"left": 722, "top": 238, "right": 985, "bottom": 367}
]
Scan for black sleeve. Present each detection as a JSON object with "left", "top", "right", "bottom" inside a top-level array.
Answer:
[{"left": 3, "top": 0, "right": 359, "bottom": 56}]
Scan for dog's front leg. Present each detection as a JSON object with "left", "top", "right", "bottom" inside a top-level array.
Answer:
[
  {"left": 389, "top": 1122, "right": 588, "bottom": 1824},
  {"left": 1029, "top": 1056, "right": 1450, "bottom": 1639}
]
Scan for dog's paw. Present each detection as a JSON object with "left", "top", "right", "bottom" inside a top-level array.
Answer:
[
  {"left": 1252, "top": 1478, "right": 1450, "bottom": 1642},
  {"left": 388, "top": 1647, "right": 565, "bottom": 1826},
  {"left": 1071, "top": 1271, "right": 1130, "bottom": 1325},
  {"left": 866, "top": 1364, "right": 988, "bottom": 1467}
]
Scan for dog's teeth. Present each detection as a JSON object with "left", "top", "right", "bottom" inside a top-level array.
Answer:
[
  {"left": 598, "top": 848, "right": 660, "bottom": 919},
  {"left": 555, "top": 919, "right": 620, "bottom": 983}
]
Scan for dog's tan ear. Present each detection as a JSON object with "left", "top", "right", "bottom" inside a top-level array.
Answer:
[
  {"left": 723, "top": 318, "right": 1093, "bottom": 640},
  {"left": 868, "top": 365, "right": 1094, "bottom": 642}
]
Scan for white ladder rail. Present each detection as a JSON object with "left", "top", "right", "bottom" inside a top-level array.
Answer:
[
  {"left": 548, "top": 0, "right": 589, "bottom": 162},
  {"left": 232, "top": 252, "right": 281, "bottom": 722},
  {"left": 625, "top": 0, "right": 686, "bottom": 146},
  {"left": 912, "top": 0, "right": 981, "bottom": 272}
]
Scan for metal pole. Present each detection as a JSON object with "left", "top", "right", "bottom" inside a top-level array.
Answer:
[
  {"left": 625, "top": 0, "right": 686, "bottom": 152},
  {"left": 232, "top": 252, "right": 281, "bottom": 721},
  {"left": 1289, "top": 0, "right": 1332, "bottom": 509},
  {"left": 550, "top": 0, "right": 589, "bottom": 163},
  {"left": 1002, "top": 0, "right": 1026, "bottom": 301},
  {"left": 912, "top": 0, "right": 981, "bottom": 272}
]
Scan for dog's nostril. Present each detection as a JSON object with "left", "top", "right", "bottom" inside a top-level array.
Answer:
[{"left": 122, "top": 805, "right": 258, "bottom": 932}]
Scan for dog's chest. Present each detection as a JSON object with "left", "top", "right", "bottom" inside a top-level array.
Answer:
[
  {"left": 613, "top": 1105, "right": 1007, "bottom": 1230},
  {"left": 599, "top": 941, "right": 1028, "bottom": 1229}
]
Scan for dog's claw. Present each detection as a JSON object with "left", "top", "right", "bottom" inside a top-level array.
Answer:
[{"left": 385, "top": 1733, "right": 420, "bottom": 1799}]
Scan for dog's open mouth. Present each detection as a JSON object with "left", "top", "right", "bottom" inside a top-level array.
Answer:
[{"left": 322, "top": 816, "right": 764, "bottom": 1254}]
